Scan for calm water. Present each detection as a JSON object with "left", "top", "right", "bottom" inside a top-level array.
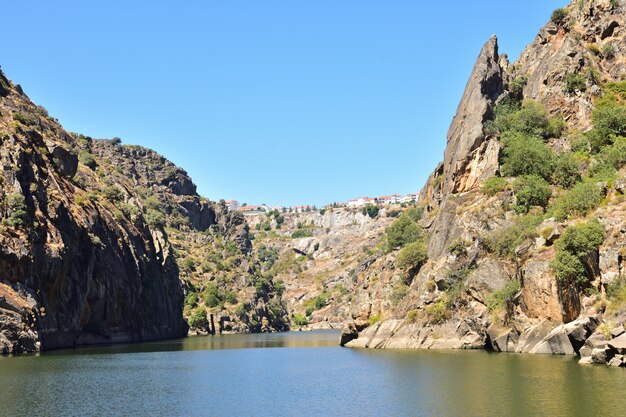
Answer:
[{"left": 1, "top": 330, "right": 624, "bottom": 416}]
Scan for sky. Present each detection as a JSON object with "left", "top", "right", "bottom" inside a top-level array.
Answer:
[{"left": 0, "top": 0, "right": 567, "bottom": 207}]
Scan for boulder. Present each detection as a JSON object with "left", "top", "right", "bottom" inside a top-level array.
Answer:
[
  {"left": 608, "top": 333, "right": 626, "bottom": 354},
  {"left": 607, "top": 354, "right": 624, "bottom": 367},
  {"left": 339, "top": 322, "right": 359, "bottom": 347},
  {"left": 487, "top": 324, "right": 519, "bottom": 353},
  {"left": 516, "top": 320, "right": 556, "bottom": 353},
  {"left": 51, "top": 146, "right": 78, "bottom": 178},
  {"left": 562, "top": 316, "right": 600, "bottom": 353},
  {"left": 591, "top": 348, "right": 607, "bottom": 364},
  {"left": 610, "top": 325, "right": 625, "bottom": 338},
  {"left": 529, "top": 328, "right": 575, "bottom": 355},
  {"left": 579, "top": 332, "right": 608, "bottom": 360}
]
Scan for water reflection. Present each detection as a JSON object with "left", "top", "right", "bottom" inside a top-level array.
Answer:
[
  {"left": 42, "top": 329, "right": 342, "bottom": 356},
  {"left": 1, "top": 331, "right": 625, "bottom": 417}
]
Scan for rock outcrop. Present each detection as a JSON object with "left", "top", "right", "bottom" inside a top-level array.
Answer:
[
  {"left": 0, "top": 66, "right": 288, "bottom": 353},
  {"left": 0, "top": 71, "right": 189, "bottom": 352},
  {"left": 441, "top": 35, "right": 504, "bottom": 196},
  {"left": 341, "top": 0, "right": 626, "bottom": 368}
]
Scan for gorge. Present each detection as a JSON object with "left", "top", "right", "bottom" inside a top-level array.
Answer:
[{"left": 2, "top": 0, "right": 626, "bottom": 374}]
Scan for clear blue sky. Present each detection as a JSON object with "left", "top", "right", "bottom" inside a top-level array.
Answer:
[{"left": 1, "top": 0, "right": 566, "bottom": 207}]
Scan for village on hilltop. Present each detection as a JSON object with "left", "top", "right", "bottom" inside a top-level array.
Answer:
[{"left": 225, "top": 192, "right": 420, "bottom": 215}]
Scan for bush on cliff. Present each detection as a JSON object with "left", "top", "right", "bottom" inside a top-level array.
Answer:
[
  {"left": 2, "top": 192, "right": 27, "bottom": 227},
  {"left": 396, "top": 240, "right": 428, "bottom": 271},
  {"left": 486, "top": 280, "right": 520, "bottom": 313},
  {"left": 361, "top": 204, "right": 379, "bottom": 219},
  {"left": 78, "top": 150, "right": 97, "bottom": 170},
  {"left": 551, "top": 8, "right": 568, "bottom": 25},
  {"left": 501, "top": 133, "right": 555, "bottom": 180},
  {"left": 551, "top": 218, "right": 605, "bottom": 285},
  {"left": 292, "top": 313, "right": 309, "bottom": 326},
  {"left": 551, "top": 180, "right": 603, "bottom": 221},
  {"left": 481, "top": 176, "right": 507, "bottom": 196},
  {"left": 483, "top": 214, "right": 542, "bottom": 260},
  {"left": 386, "top": 213, "right": 422, "bottom": 250},
  {"left": 551, "top": 152, "right": 581, "bottom": 189},
  {"left": 188, "top": 308, "right": 208, "bottom": 329},
  {"left": 512, "top": 175, "right": 552, "bottom": 213}
]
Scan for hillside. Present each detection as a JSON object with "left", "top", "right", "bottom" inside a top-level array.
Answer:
[
  {"left": 341, "top": 0, "right": 626, "bottom": 367},
  {"left": 0, "top": 69, "right": 287, "bottom": 354},
  {"left": 245, "top": 206, "right": 402, "bottom": 329}
]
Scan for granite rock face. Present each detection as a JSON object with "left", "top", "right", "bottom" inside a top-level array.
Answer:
[
  {"left": 0, "top": 71, "right": 191, "bottom": 351},
  {"left": 442, "top": 35, "right": 504, "bottom": 196},
  {"left": 343, "top": 0, "right": 626, "bottom": 368}
]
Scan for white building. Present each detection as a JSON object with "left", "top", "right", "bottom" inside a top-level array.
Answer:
[{"left": 225, "top": 200, "right": 241, "bottom": 212}]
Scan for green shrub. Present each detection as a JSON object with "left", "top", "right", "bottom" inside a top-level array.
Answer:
[
  {"left": 102, "top": 185, "right": 123, "bottom": 202},
  {"left": 605, "top": 136, "right": 626, "bottom": 168},
  {"left": 386, "top": 214, "right": 421, "bottom": 250},
  {"left": 602, "top": 43, "right": 616, "bottom": 59},
  {"left": 361, "top": 204, "right": 379, "bottom": 219},
  {"left": 404, "top": 207, "right": 424, "bottom": 222},
  {"left": 396, "top": 240, "right": 428, "bottom": 271},
  {"left": 486, "top": 280, "right": 520, "bottom": 312},
  {"left": 78, "top": 150, "right": 97, "bottom": 170},
  {"left": 2, "top": 192, "right": 27, "bottom": 227},
  {"left": 563, "top": 73, "right": 587, "bottom": 94},
  {"left": 551, "top": 153, "right": 581, "bottom": 188},
  {"left": 548, "top": 115, "right": 567, "bottom": 138},
  {"left": 291, "top": 229, "right": 313, "bottom": 238},
  {"left": 556, "top": 218, "right": 605, "bottom": 258},
  {"left": 111, "top": 137, "right": 122, "bottom": 145},
  {"left": 292, "top": 313, "right": 309, "bottom": 326},
  {"left": 425, "top": 300, "right": 449, "bottom": 324},
  {"left": 12, "top": 112, "right": 37, "bottom": 126},
  {"left": 143, "top": 195, "right": 162, "bottom": 210},
  {"left": 551, "top": 180, "right": 603, "bottom": 220},
  {"left": 552, "top": 249, "right": 588, "bottom": 285},
  {"left": 484, "top": 214, "right": 542, "bottom": 260},
  {"left": 223, "top": 291, "right": 238, "bottom": 304},
  {"left": 590, "top": 103, "right": 626, "bottom": 149},
  {"left": 552, "top": 218, "right": 605, "bottom": 285},
  {"left": 551, "top": 8, "right": 568, "bottom": 25},
  {"left": 500, "top": 132, "right": 555, "bottom": 180},
  {"left": 145, "top": 208, "right": 166, "bottom": 228},
  {"left": 185, "top": 292, "right": 199, "bottom": 307},
  {"left": 389, "top": 281, "right": 408, "bottom": 306},
  {"left": 513, "top": 175, "right": 552, "bottom": 213},
  {"left": 203, "top": 284, "right": 222, "bottom": 308},
  {"left": 188, "top": 308, "right": 208, "bottom": 329},
  {"left": 509, "top": 76, "right": 528, "bottom": 98},
  {"left": 386, "top": 209, "right": 402, "bottom": 218},
  {"left": 448, "top": 240, "right": 467, "bottom": 256},
  {"left": 492, "top": 100, "right": 553, "bottom": 138},
  {"left": 481, "top": 176, "right": 507, "bottom": 196}
]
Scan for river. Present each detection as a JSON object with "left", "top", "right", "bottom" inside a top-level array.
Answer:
[{"left": 0, "top": 330, "right": 624, "bottom": 416}]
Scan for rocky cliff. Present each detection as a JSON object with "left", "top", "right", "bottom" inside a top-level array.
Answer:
[
  {"left": 246, "top": 206, "right": 400, "bottom": 330},
  {"left": 0, "top": 68, "right": 287, "bottom": 354},
  {"left": 0, "top": 71, "right": 187, "bottom": 353},
  {"left": 342, "top": 0, "right": 626, "bottom": 367}
]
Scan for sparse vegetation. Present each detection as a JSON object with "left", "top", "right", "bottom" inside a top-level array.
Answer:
[
  {"left": 551, "top": 8, "right": 568, "bottom": 25},
  {"left": 396, "top": 240, "right": 428, "bottom": 271},
  {"left": 2, "top": 192, "right": 27, "bottom": 227},
  {"left": 551, "top": 218, "right": 605, "bottom": 286},
  {"left": 486, "top": 280, "right": 520, "bottom": 312},
  {"left": 481, "top": 176, "right": 507, "bottom": 196},
  {"left": 78, "top": 150, "right": 97, "bottom": 170},
  {"left": 563, "top": 73, "right": 587, "bottom": 94},
  {"left": 361, "top": 204, "right": 379, "bottom": 219}
]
